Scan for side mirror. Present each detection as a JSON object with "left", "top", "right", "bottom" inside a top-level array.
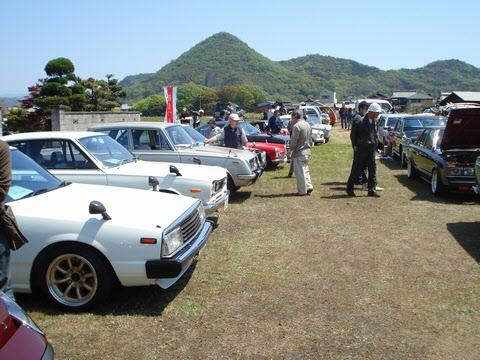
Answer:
[
  {"left": 89, "top": 201, "right": 111, "bottom": 220},
  {"left": 148, "top": 176, "right": 159, "bottom": 191},
  {"left": 169, "top": 165, "right": 182, "bottom": 176}
]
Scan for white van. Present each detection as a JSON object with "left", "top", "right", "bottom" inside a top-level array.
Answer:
[{"left": 355, "top": 99, "right": 392, "bottom": 113}]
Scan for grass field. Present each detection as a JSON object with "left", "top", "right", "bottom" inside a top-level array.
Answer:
[{"left": 18, "top": 128, "right": 480, "bottom": 359}]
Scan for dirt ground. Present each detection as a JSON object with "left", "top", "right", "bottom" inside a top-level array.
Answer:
[{"left": 19, "top": 129, "right": 480, "bottom": 359}]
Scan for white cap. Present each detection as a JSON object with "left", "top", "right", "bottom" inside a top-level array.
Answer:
[
  {"left": 229, "top": 113, "right": 241, "bottom": 121},
  {"left": 368, "top": 103, "right": 382, "bottom": 113}
]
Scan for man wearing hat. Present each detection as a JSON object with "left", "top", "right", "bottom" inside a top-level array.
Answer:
[
  {"left": 346, "top": 103, "right": 381, "bottom": 197},
  {"left": 204, "top": 113, "right": 248, "bottom": 149}
]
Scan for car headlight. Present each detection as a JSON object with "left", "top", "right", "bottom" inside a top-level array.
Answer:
[
  {"left": 0, "top": 292, "right": 44, "bottom": 335},
  {"left": 162, "top": 227, "right": 183, "bottom": 257}
]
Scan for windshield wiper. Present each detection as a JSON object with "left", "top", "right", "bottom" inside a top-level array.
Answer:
[
  {"left": 117, "top": 158, "right": 135, "bottom": 167},
  {"left": 20, "top": 188, "right": 51, "bottom": 199},
  {"left": 56, "top": 180, "right": 71, "bottom": 189}
]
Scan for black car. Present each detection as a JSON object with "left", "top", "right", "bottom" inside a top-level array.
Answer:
[
  {"left": 389, "top": 115, "right": 446, "bottom": 167},
  {"left": 196, "top": 120, "right": 290, "bottom": 145},
  {"left": 405, "top": 107, "right": 480, "bottom": 196}
]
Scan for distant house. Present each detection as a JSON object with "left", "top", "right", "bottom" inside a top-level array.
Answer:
[
  {"left": 438, "top": 91, "right": 480, "bottom": 106},
  {"left": 391, "top": 91, "right": 434, "bottom": 112}
]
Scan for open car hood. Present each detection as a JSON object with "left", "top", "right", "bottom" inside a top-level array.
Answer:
[{"left": 440, "top": 107, "right": 480, "bottom": 150}]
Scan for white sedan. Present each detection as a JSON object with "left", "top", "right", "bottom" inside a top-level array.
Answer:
[
  {"left": 3, "top": 132, "right": 229, "bottom": 214},
  {"left": 9, "top": 148, "right": 213, "bottom": 310}
]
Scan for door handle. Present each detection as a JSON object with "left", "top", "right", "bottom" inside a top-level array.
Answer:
[{"left": 193, "top": 157, "right": 201, "bottom": 165}]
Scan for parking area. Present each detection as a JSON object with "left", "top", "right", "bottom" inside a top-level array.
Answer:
[{"left": 18, "top": 129, "right": 480, "bottom": 359}]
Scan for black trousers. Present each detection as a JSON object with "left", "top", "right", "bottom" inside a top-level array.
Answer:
[{"left": 347, "top": 145, "right": 377, "bottom": 192}]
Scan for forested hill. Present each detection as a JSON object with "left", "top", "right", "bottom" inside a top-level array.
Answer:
[{"left": 120, "top": 32, "right": 480, "bottom": 101}]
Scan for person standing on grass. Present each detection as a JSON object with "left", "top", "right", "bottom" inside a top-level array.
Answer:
[
  {"left": 0, "top": 140, "right": 28, "bottom": 300},
  {"left": 288, "top": 110, "right": 313, "bottom": 196},
  {"left": 347, "top": 107, "right": 353, "bottom": 130},
  {"left": 267, "top": 110, "right": 281, "bottom": 134},
  {"left": 204, "top": 113, "right": 247, "bottom": 149},
  {"left": 346, "top": 103, "right": 382, "bottom": 197},
  {"left": 349, "top": 101, "right": 369, "bottom": 188},
  {"left": 339, "top": 103, "right": 347, "bottom": 129}
]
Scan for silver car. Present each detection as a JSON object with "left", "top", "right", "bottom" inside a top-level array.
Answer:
[{"left": 89, "top": 122, "right": 263, "bottom": 192}]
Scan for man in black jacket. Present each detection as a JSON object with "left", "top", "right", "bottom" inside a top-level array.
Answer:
[{"left": 346, "top": 103, "right": 382, "bottom": 197}]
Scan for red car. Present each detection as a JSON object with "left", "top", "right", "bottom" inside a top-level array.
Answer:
[
  {"left": 245, "top": 141, "right": 287, "bottom": 168},
  {"left": 0, "top": 292, "right": 53, "bottom": 359}
]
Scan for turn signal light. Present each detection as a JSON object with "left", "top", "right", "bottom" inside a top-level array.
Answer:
[
  {"left": 140, "top": 238, "right": 157, "bottom": 244},
  {"left": 190, "top": 189, "right": 202, "bottom": 193}
]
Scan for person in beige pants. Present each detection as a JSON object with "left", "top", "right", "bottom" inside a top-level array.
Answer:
[{"left": 288, "top": 110, "right": 313, "bottom": 196}]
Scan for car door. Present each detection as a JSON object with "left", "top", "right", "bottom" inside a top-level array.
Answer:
[
  {"left": 418, "top": 129, "right": 436, "bottom": 177},
  {"left": 131, "top": 129, "right": 181, "bottom": 163},
  {"left": 391, "top": 119, "right": 403, "bottom": 155},
  {"left": 410, "top": 130, "right": 427, "bottom": 173}
]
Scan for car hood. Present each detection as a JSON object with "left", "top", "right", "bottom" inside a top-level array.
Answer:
[
  {"left": 440, "top": 107, "right": 480, "bottom": 150},
  {"left": 186, "top": 145, "right": 256, "bottom": 161},
  {"left": 248, "top": 133, "right": 290, "bottom": 144},
  {"left": 105, "top": 160, "right": 227, "bottom": 182},
  {"left": 9, "top": 183, "right": 198, "bottom": 230}
]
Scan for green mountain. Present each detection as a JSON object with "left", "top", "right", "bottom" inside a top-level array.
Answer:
[{"left": 121, "top": 32, "right": 480, "bottom": 101}]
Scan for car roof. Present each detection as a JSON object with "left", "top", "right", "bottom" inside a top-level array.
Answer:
[
  {"left": 89, "top": 121, "right": 179, "bottom": 129},
  {"left": 2, "top": 131, "right": 101, "bottom": 141}
]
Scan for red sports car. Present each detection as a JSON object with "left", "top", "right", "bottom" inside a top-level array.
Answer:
[
  {"left": 245, "top": 141, "right": 287, "bottom": 168},
  {"left": 0, "top": 292, "right": 53, "bottom": 359}
]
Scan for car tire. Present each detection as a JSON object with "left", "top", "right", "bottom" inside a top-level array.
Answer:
[
  {"left": 407, "top": 158, "right": 416, "bottom": 179},
  {"left": 35, "top": 244, "right": 114, "bottom": 311},
  {"left": 431, "top": 168, "right": 447, "bottom": 196},
  {"left": 227, "top": 175, "right": 240, "bottom": 193}
]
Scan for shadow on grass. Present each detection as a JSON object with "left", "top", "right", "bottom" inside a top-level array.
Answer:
[
  {"left": 322, "top": 182, "right": 347, "bottom": 186},
  {"left": 447, "top": 222, "right": 480, "bottom": 262},
  {"left": 17, "top": 261, "right": 198, "bottom": 317},
  {"left": 395, "top": 174, "right": 479, "bottom": 205},
  {"left": 255, "top": 193, "right": 300, "bottom": 198},
  {"left": 229, "top": 191, "right": 252, "bottom": 204},
  {"left": 380, "top": 157, "right": 403, "bottom": 171},
  {"left": 321, "top": 194, "right": 355, "bottom": 199}
]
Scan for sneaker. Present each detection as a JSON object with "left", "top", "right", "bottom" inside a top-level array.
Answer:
[
  {"left": 307, "top": 189, "right": 313, "bottom": 195},
  {"left": 375, "top": 186, "right": 384, "bottom": 191},
  {"left": 368, "top": 191, "right": 380, "bottom": 198},
  {"left": 346, "top": 189, "right": 356, "bottom": 197}
]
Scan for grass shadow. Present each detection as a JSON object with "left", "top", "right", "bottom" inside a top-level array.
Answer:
[
  {"left": 17, "top": 261, "right": 197, "bottom": 317},
  {"left": 229, "top": 191, "right": 252, "bottom": 204},
  {"left": 254, "top": 193, "right": 300, "bottom": 198},
  {"left": 380, "top": 157, "right": 403, "bottom": 171},
  {"left": 447, "top": 222, "right": 480, "bottom": 262},
  {"left": 322, "top": 182, "right": 347, "bottom": 186},
  {"left": 394, "top": 174, "right": 479, "bottom": 205}
]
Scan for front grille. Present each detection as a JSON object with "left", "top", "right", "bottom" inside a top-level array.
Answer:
[
  {"left": 213, "top": 177, "right": 226, "bottom": 193},
  {"left": 179, "top": 209, "right": 202, "bottom": 244}
]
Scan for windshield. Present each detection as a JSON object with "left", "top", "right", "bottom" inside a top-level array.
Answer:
[
  {"left": 7, "top": 149, "right": 63, "bottom": 202},
  {"left": 183, "top": 126, "right": 206, "bottom": 145},
  {"left": 403, "top": 119, "right": 424, "bottom": 130},
  {"left": 239, "top": 121, "right": 260, "bottom": 135},
  {"left": 78, "top": 135, "right": 135, "bottom": 167},
  {"left": 165, "top": 125, "right": 195, "bottom": 147},
  {"left": 306, "top": 116, "right": 320, "bottom": 126},
  {"left": 419, "top": 117, "right": 446, "bottom": 127}
]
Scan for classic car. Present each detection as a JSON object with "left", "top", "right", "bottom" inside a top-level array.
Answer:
[
  {"left": 355, "top": 99, "right": 393, "bottom": 113},
  {"left": 376, "top": 113, "right": 407, "bottom": 147},
  {"left": 89, "top": 122, "right": 264, "bottom": 191},
  {"left": 278, "top": 115, "right": 326, "bottom": 144},
  {"left": 388, "top": 115, "right": 446, "bottom": 167},
  {"left": 0, "top": 291, "right": 53, "bottom": 359},
  {"left": 183, "top": 125, "right": 286, "bottom": 168},
  {"left": 405, "top": 107, "right": 480, "bottom": 195},
  {"left": 7, "top": 147, "right": 213, "bottom": 310},
  {"left": 3, "top": 132, "right": 228, "bottom": 214},
  {"left": 298, "top": 106, "right": 332, "bottom": 141}
]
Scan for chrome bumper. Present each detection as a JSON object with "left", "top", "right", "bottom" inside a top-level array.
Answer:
[
  {"left": 204, "top": 190, "right": 230, "bottom": 214},
  {"left": 146, "top": 220, "right": 213, "bottom": 288}
]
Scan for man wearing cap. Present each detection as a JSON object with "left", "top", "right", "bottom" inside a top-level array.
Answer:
[
  {"left": 346, "top": 103, "right": 381, "bottom": 197},
  {"left": 288, "top": 110, "right": 313, "bottom": 196},
  {"left": 204, "top": 113, "right": 248, "bottom": 149}
]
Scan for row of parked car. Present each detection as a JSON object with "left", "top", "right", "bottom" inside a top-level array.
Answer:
[
  {"left": 376, "top": 107, "right": 480, "bottom": 196},
  {"left": 0, "top": 120, "right": 300, "bottom": 313}
]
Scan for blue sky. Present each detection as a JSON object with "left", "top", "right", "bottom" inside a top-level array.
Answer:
[{"left": 1, "top": 0, "right": 479, "bottom": 95}]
